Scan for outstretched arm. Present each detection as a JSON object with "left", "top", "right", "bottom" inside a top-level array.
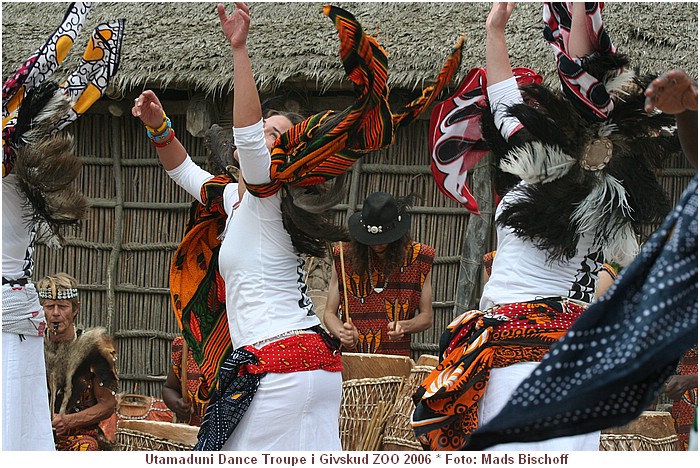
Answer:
[
  {"left": 131, "top": 91, "right": 188, "bottom": 171},
  {"left": 218, "top": 3, "right": 261, "bottom": 128},
  {"left": 568, "top": 2, "right": 595, "bottom": 58},
  {"left": 485, "top": 2, "right": 524, "bottom": 140},
  {"left": 485, "top": 2, "right": 515, "bottom": 86}
]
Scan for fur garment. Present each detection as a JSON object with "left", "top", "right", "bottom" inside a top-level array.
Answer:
[{"left": 45, "top": 327, "right": 119, "bottom": 416}]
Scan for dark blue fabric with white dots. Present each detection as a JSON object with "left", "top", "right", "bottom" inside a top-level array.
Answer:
[
  {"left": 194, "top": 348, "right": 263, "bottom": 451},
  {"left": 467, "top": 176, "right": 698, "bottom": 450}
]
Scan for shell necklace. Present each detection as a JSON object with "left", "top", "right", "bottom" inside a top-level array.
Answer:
[{"left": 368, "top": 251, "right": 389, "bottom": 293}]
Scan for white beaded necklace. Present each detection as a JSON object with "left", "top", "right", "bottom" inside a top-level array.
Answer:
[{"left": 368, "top": 252, "right": 388, "bottom": 293}]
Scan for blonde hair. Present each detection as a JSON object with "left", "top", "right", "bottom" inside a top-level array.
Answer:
[{"left": 37, "top": 272, "right": 80, "bottom": 310}]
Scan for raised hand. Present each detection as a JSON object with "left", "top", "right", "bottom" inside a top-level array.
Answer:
[
  {"left": 217, "top": 2, "right": 250, "bottom": 49},
  {"left": 644, "top": 69, "right": 698, "bottom": 115},
  {"left": 131, "top": 90, "right": 165, "bottom": 128},
  {"left": 486, "top": 2, "right": 515, "bottom": 33}
]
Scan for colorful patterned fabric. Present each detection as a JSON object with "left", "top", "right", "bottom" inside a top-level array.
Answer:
[
  {"left": 411, "top": 298, "right": 586, "bottom": 450},
  {"left": 672, "top": 346, "right": 698, "bottom": 450},
  {"left": 482, "top": 250, "right": 497, "bottom": 278},
  {"left": 55, "top": 429, "right": 101, "bottom": 451},
  {"left": 195, "top": 329, "right": 342, "bottom": 451},
  {"left": 171, "top": 336, "right": 207, "bottom": 426},
  {"left": 2, "top": 2, "right": 124, "bottom": 177},
  {"left": 170, "top": 175, "right": 233, "bottom": 401},
  {"left": 466, "top": 176, "right": 698, "bottom": 450},
  {"left": 332, "top": 242, "right": 434, "bottom": 357},
  {"left": 246, "top": 6, "right": 463, "bottom": 198},
  {"left": 429, "top": 67, "right": 541, "bottom": 214},
  {"left": 543, "top": 2, "right": 617, "bottom": 120}
]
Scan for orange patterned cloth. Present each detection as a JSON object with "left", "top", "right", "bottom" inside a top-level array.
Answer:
[
  {"left": 246, "top": 6, "right": 464, "bottom": 198},
  {"left": 332, "top": 242, "right": 435, "bottom": 356},
  {"left": 412, "top": 298, "right": 586, "bottom": 450},
  {"left": 55, "top": 430, "right": 101, "bottom": 451}
]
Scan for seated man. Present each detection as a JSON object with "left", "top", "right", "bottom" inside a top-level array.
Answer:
[{"left": 39, "top": 273, "right": 119, "bottom": 450}]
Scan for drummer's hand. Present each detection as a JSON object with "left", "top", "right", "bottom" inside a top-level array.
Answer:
[
  {"left": 338, "top": 321, "right": 358, "bottom": 349},
  {"left": 664, "top": 374, "right": 698, "bottom": 400},
  {"left": 387, "top": 321, "right": 405, "bottom": 340},
  {"left": 173, "top": 397, "right": 193, "bottom": 422},
  {"left": 51, "top": 413, "right": 69, "bottom": 435}
]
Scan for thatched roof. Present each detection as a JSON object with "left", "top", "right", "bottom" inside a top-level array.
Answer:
[{"left": 2, "top": 2, "right": 697, "bottom": 96}]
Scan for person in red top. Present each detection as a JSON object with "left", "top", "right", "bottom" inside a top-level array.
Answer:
[
  {"left": 162, "top": 336, "right": 207, "bottom": 426},
  {"left": 324, "top": 192, "right": 434, "bottom": 357}
]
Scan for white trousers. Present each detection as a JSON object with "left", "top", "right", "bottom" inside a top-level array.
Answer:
[
  {"left": 222, "top": 369, "right": 342, "bottom": 451},
  {"left": 2, "top": 332, "right": 55, "bottom": 450},
  {"left": 478, "top": 362, "right": 600, "bottom": 451}
]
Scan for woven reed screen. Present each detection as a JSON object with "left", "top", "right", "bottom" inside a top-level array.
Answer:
[{"left": 33, "top": 99, "right": 695, "bottom": 397}]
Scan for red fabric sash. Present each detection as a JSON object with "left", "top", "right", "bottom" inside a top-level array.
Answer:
[{"left": 243, "top": 332, "right": 343, "bottom": 375}]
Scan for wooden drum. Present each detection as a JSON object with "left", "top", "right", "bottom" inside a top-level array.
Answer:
[
  {"left": 383, "top": 355, "right": 439, "bottom": 451},
  {"left": 600, "top": 411, "right": 679, "bottom": 451},
  {"left": 114, "top": 420, "right": 199, "bottom": 451}
]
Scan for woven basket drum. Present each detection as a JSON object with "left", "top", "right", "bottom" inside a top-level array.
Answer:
[
  {"left": 382, "top": 355, "right": 439, "bottom": 450},
  {"left": 114, "top": 420, "right": 199, "bottom": 451},
  {"left": 599, "top": 411, "right": 679, "bottom": 451},
  {"left": 339, "top": 375, "right": 405, "bottom": 451}
]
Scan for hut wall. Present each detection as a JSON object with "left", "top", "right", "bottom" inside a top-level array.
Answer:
[{"left": 33, "top": 90, "right": 696, "bottom": 396}]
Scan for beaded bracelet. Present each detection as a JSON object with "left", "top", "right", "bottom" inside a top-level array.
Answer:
[
  {"left": 146, "top": 117, "right": 172, "bottom": 140},
  {"left": 151, "top": 128, "right": 176, "bottom": 148},
  {"left": 145, "top": 111, "right": 168, "bottom": 135},
  {"left": 149, "top": 125, "right": 174, "bottom": 143}
]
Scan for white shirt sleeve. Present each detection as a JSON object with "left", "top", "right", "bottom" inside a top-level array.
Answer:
[
  {"left": 165, "top": 155, "right": 214, "bottom": 204},
  {"left": 233, "top": 119, "right": 272, "bottom": 186},
  {"left": 487, "top": 76, "right": 525, "bottom": 140}
]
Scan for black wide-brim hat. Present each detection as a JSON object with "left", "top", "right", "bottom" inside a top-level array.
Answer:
[{"left": 348, "top": 192, "right": 411, "bottom": 246}]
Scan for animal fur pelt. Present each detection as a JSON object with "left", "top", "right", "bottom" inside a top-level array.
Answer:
[
  {"left": 44, "top": 327, "right": 119, "bottom": 417},
  {"left": 10, "top": 81, "right": 89, "bottom": 245}
]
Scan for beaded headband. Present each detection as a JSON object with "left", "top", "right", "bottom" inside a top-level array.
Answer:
[{"left": 38, "top": 288, "right": 78, "bottom": 300}]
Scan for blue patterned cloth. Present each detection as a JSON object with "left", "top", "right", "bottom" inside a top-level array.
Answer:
[
  {"left": 467, "top": 175, "right": 698, "bottom": 450},
  {"left": 194, "top": 348, "right": 262, "bottom": 451}
]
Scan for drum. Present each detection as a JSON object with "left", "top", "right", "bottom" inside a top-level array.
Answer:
[
  {"left": 114, "top": 420, "right": 199, "bottom": 451},
  {"left": 600, "top": 411, "right": 679, "bottom": 451},
  {"left": 383, "top": 355, "right": 439, "bottom": 451},
  {"left": 116, "top": 393, "right": 175, "bottom": 423},
  {"left": 341, "top": 352, "right": 414, "bottom": 381},
  {"left": 339, "top": 375, "right": 405, "bottom": 451}
]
